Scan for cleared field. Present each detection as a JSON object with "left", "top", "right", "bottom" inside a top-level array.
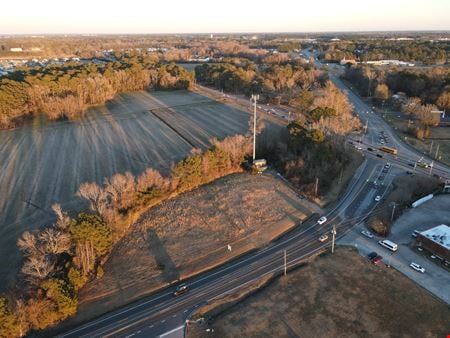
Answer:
[
  {"left": 0, "top": 89, "right": 282, "bottom": 292},
  {"left": 70, "top": 173, "right": 319, "bottom": 323},
  {"left": 188, "top": 247, "right": 450, "bottom": 338}
]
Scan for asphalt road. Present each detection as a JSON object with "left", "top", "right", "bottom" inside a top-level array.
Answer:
[{"left": 56, "top": 58, "right": 450, "bottom": 338}]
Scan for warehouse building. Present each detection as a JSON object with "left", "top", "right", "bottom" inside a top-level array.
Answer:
[{"left": 416, "top": 224, "right": 450, "bottom": 261}]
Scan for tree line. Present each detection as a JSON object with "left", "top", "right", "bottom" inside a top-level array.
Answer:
[
  {"left": 0, "top": 134, "right": 251, "bottom": 337},
  {"left": 0, "top": 56, "right": 194, "bottom": 128},
  {"left": 195, "top": 61, "right": 325, "bottom": 104},
  {"left": 320, "top": 40, "right": 448, "bottom": 65},
  {"left": 343, "top": 64, "right": 449, "bottom": 138}
]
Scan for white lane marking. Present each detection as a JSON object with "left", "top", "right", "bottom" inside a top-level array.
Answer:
[
  {"left": 161, "top": 319, "right": 166, "bottom": 323},
  {"left": 125, "top": 334, "right": 135, "bottom": 338},
  {"left": 172, "top": 314, "right": 176, "bottom": 318},
  {"left": 159, "top": 325, "right": 185, "bottom": 337}
]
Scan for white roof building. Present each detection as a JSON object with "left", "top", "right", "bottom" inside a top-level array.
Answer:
[{"left": 420, "top": 224, "right": 450, "bottom": 251}]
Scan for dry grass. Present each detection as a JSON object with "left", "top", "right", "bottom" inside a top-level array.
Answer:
[
  {"left": 188, "top": 247, "right": 450, "bottom": 338},
  {"left": 70, "top": 173, "right": 319, "bottom": 323}
]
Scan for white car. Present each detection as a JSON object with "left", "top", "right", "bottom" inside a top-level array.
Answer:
[
  {"left": 317, "top": 216, "right": 327, "bottom": 225},
  {"left": 361, "top": 230, "right": 374, "bottom": 239},
  {"left": 319, "top": 234, "right": 329, "bottom": 242},
  {"left": 410, "top": 262, "right": 425, "bottom": 273},
  {"left": 375, "top": 195, "right": 381, "bottom": 202}
]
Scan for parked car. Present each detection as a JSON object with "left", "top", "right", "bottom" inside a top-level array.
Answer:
[
  {"left": 173, "top": 283, "right": 188, "bottom": 296},
  {"left": 317, "top": 216, "right": 327, "bottom": 225},
  {"left": 372, "top": 255, "right": 383, "bottom": 265},
  {"left": 361, "top": 230, "right": 374, "bottom": 238},
  {"left": 410, "top": 262, "right": 425, "bottom": 273},
  {"left": 318, "top": 234, "right": 329, "bottom": 242},
  {"left": 367, "top": 252, "right": 378, "bottom": 260},
  {"left": 374, "top": 195, "right": 381, "bottom": 202}
]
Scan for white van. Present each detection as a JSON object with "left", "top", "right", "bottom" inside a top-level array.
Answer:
[{"left": 378, "top": 240, "right": 398, "bottom": 252}]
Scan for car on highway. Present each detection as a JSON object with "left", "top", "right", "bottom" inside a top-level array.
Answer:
[
  {"left": 361, "top": 230, "right": 374, "bottom": 238},
  {"left": 317, "top": 216, "right": 327, "bottom": 225},
  {"left": 410, "top": 262, "right": 425, "bottom": 273},
  {"left": 173, "top": 283, "right": 188, "bottom": 296},
  {"left": 318, "top": 234, "right": 329, "bottom": 242},
  {"left": 406, "top": 171, "right": 413, "bottom": 175},
  {"left": 367, "top": 147, "right": 373, "bottom": 151},
  {"left": 376, "top": 154, "right": 383, "bottom": 158},
  {"left": 374, "top": 195, "right": 381, "bottom": 202},
  {"left": 367, "top": 252, "right": 378, "bottom": 260}
]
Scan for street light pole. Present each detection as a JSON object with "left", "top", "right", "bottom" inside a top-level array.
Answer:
[
  {"left": 284, "top": 250, "right": 287, "bottom": 276},
  {"left": 251, "top": 94, "right": 259, "bottom": 162}
]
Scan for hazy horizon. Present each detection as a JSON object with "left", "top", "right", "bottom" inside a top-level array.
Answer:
[{"left": 1, "top": 0, "right": 449, "bottom": 34}]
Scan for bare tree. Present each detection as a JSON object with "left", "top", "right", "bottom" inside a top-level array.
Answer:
[
  {"left": 51, "top": 203, "right": 71, "bottom": 230},
  {"left": 21, "top": 255, "right": 54, "bottom": 281},
  {"left": 14, "top": 298, "right": 30, "bottom": 337},
  {"left": 17, "top": 231, "right": 39, "bottom": 257},
  {"left": 137, "top": 168, "right": 171, "bottom": 193},
  {"left": 39, "top": 228, "right": 71, "bottom": 255},
  {"left": 77, "top": 182, "right": 108, "bottom": 215},
  {"left": 104, "top": 172, "right": 136, "bottom": 210}
]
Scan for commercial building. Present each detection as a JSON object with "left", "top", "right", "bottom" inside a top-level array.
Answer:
[{"left": 416, "top": 224, "right": 450, "bottom": 261}]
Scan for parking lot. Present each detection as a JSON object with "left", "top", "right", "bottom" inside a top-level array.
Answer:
[{"left": 338, "top": 194, "right": 450, "bottom": 304}]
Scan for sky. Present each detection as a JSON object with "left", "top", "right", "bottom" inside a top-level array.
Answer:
[{"left": 1, "top": 0, "right": 449, "bottom": 34}]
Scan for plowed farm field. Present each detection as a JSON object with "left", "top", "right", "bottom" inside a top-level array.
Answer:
[{"left": 0, "top": 89, "right": 283, "bottom": 291}]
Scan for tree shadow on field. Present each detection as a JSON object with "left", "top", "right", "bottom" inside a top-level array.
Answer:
[{"left": 148, "top": 229, "right": 180, "bottom": 282}]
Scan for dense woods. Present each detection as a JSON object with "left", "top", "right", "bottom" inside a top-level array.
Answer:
[
  {"left": 195, "top": 61, "right": 326, "bottom": 105},
  {"left": 0, "top": 56, "right": 193, "bottom": 128},
  {"left": 343, "top": 65, "right": 449, "bottom": 138},
  {"left": 320, "top": 40, "right": 449, "bottom": 65}
]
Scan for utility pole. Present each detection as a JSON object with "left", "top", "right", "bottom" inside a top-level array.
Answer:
[
  {"left": 331, "top": 224, "right": 336, "bottom": 253},
  {"left": 251, "top": 94, "right": 259, "bottom": 162},
  {"left": 435, "top": 143, "right": 440, "bottom": 159},
  {"left": 314, "top": 177, "right": 319, "bottom": 196},
  {"left": 429, "top": 140, "right": 434, "bottom": 155},
  {"left": 284, "top": 250, "right": 287, "bottom": 276}
]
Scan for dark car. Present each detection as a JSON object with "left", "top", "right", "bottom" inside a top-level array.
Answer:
[
  {"left": 372, "top": 255, "right": 383, "bottom": 265},
  {"left": 376, "top": 154, "right": 383, "bottom": 158},
  {"left": 406, "top": 171, "right": 413, "bottom": 175},
  {"left": 173, "top": 283, "right": 188, "bottom": 296},
  {"left": 367, "top": 147, "right": 373, "bottom": 151},
  {"left": 367, "top": 252, "right": 378, "bottom": 260}
]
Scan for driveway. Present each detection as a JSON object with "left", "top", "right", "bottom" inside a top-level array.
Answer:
[{"left": 338, "top": 195, "right": 450, "bottom": 304}]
